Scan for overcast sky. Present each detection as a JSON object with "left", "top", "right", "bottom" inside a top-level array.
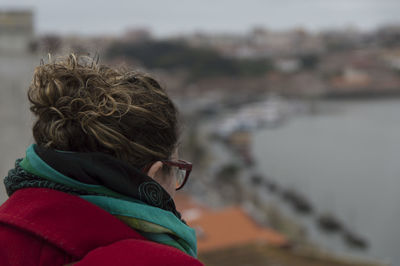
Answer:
[{"left": 2, "top": 0, "right": 400, "bottom": 37}]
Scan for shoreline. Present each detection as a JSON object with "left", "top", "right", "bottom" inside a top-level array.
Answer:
[{"left": 184, "top": 98, "right": 389, "bottom": 265}]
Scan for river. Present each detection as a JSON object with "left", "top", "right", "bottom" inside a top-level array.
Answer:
[{"left": 252, "top": 99, "right": 400, "bottom": 265}]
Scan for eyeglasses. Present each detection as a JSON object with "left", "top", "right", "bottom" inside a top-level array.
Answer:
[{"left": 161, "top": 159, "right": 192, "bottom": 190}]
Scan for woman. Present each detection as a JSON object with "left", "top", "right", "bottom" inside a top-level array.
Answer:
[{"left": 0, "top": 54, "right": 202, "bottom": 266}]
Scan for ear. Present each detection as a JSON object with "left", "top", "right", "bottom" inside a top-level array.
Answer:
[{"left": 146, "top": 161, "right": 163, "bottom": 180}]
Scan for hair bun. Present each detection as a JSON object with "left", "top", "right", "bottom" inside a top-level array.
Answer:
[{"left": 28, "top": 54, "right": 179, "bottom": 168}]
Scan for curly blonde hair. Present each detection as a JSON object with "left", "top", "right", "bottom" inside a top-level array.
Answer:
[{"left": 28, "top": 54, "right": 179, "bottom": 167}]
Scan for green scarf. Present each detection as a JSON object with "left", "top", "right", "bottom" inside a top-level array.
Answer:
[{"left": 9, "top": 144, "right": 197, "bottom": 257}]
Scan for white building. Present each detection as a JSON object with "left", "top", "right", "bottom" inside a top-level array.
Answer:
[{"left": 0, "top": 10, "right": 34, "bottom": 54}]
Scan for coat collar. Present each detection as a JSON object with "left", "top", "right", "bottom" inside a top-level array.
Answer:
[{"left": 0, "top": 188, "right": 145, "bottom": 259}]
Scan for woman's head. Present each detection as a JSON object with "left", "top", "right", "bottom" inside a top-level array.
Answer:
[{"left": 28, "top": 54, "right": 179, "bottom": 171}]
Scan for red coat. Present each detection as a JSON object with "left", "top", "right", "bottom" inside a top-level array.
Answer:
[{"left": 0, "top": 188, "right": 203, "bottom": 266}]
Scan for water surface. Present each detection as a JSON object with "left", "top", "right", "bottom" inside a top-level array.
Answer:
[{"left": 253, "top": 99, "right": 400, "bottom": 264}]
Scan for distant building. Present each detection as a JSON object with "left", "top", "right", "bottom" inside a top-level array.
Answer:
[
  {"left": 275, "top": 58, "right": 301, "bottom": 73},
  {"left": 174, "top": 193, "right": 288, "bottom": 253},
  {"left": 0, "top": 9, "right": 34, "bottom": 54},
  {"left": 184, "top": 27, "right": 325, "bottom": 59}
]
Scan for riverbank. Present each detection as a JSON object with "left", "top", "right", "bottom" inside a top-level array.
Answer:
[
  {"left": 200, "top": 243, "right": 385, "bottom": 266},
  {"left": 181, "top": 99, "right": 389, "bottom": 265}
]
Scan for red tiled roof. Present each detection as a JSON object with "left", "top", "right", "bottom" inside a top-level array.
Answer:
[{"left": 174, "top": 193, "right": 288, "bottom": 253}]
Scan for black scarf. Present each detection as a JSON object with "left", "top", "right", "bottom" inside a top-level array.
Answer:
[{"left": 4, "top": 145, "right": 182, "bottom": 220}]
